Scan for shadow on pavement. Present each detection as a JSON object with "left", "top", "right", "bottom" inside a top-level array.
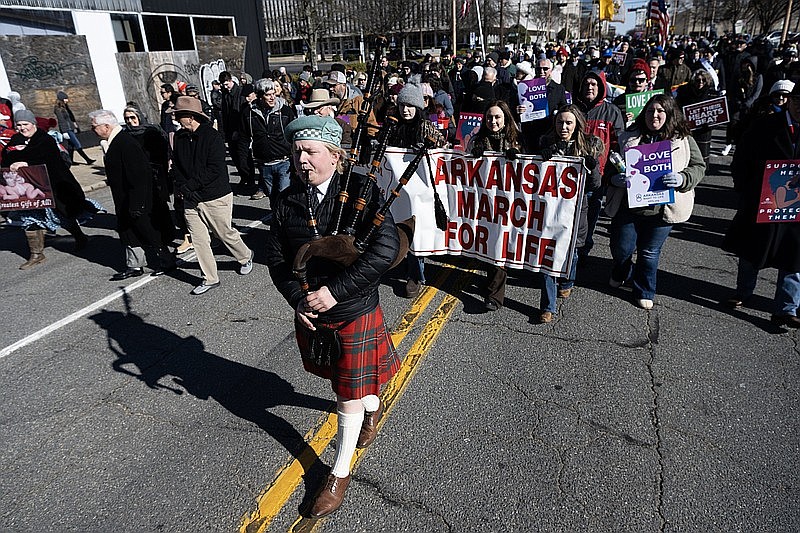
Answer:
[{"left": 90, "top": 296, "right": 333, "bottom": 497}]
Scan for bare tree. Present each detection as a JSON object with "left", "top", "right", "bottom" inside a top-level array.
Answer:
[
  {"left": 295, "top": 0, "right": 332, "bottom": 70},
  {"left": 746, "top": 0, "right": 790, "bottom": 34},
  {"left": 719, "top": 0, "right": 750, "bottom": 33}
]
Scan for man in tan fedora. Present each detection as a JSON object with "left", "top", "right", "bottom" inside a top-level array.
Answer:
[
  {"left": 301, "top": 88, "right": 352, "bottom": 147},
  {"left": 170, "top": 96, "right": 254, "bottom": 295}
]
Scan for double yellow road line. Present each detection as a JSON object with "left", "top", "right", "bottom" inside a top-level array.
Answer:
[{"left": 239, "top": 265, "right": 470, "bottom": 533}]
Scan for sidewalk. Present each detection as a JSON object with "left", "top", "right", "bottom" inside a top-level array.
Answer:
[{"left": 70, "top": 145, "right": 107, "bottom": 193}]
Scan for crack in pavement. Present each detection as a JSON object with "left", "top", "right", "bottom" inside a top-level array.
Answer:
[
  {"left": 450, "top": 317, "right": 651, "bottom": 349},
  {"left": 645, "top": 310, "right": 667, "bottom": 531},
  {"left": 354, "top": 475, "right": 454, "bottom": 531}
]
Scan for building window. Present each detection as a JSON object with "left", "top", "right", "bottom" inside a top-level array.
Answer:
[
  {"left": 0, "top": 8, "right": 74, "bottom": 36},
  {"left": 168, "top": 16, "right": 194, "bottom": 50},
  {"left": 142, "top": 14, "right": 171, "bottom": 52},
  {"left": 111, "top": 13, "right": 144, "bottom": 53},
  {"left": 193, "top": 17, "right": 233, "bottom": 37}
]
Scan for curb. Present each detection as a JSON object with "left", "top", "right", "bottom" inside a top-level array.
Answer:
[{"left": 81, "top": 180, "right": 108, "bottom": 193}]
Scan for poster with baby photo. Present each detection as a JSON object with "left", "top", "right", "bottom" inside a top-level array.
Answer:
[
  {"left": 624, "top": 140, "right": 675, "bottom": 208},
  {"left": 0, "top": 164, "right": 54, "bottom": 211}
]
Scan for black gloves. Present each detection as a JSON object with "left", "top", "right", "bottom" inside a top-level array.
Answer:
[
  {"left": 505, "top": 147, "right": 519, "bottom": 160},
  {"left": 583, "top": 155, "right": 598, "bottom": 170},
  {"left": 471, "top": 143, "right": 485, "bottom": 158}
]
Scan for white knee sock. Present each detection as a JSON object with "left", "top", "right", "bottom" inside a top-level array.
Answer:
[
  {"left": 331, "top": 410, "right": 364, "bottom": 478},
  {"left": 361, "top": 394, "right": 380, "bottom": 413}
]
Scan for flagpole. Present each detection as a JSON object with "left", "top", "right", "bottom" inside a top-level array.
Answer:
[
  {"left": 452, "top": 0, "right": 457, "bottom": 55},
  {"left": 476, "top": 0, "right": 486, "bottom": 57}
]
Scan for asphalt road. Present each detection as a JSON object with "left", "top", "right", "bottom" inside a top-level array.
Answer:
[{"left": 1, "top": 140, "right": 798, "bottom": 533}]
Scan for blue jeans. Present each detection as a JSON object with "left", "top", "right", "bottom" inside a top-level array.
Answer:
[
  {"left": 736, "top": 259, "right": 800, "bottom": 315},
  {"left": 610, "top": 212, "right": 673, "bottom": 300},
  {"left": 65, "top": 130, "right": 83, "bottom": 150},
  {"left": 406, "top": 253, "right": 426, "bottom": 284},
  {"left": 258, "top": 159, "right": 291, "bottom": 201},
  {"left": 540, "top": 253, "right": 580, "bottom": 313},
  {"left": 579, "top": 186, "right": 605, "bottom": 257}
]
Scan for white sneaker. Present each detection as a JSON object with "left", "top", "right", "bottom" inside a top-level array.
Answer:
[
  {"left": 721, "top": 144, "right": 732, "bottom": 156},
  {"left": 191, "top": 281, "right": 220, "bottom": 295},
  {"left": 238, "top": 251, "right": 254, "bottom": 275},
  {"left": 636, "top": 298, "right": 654, "bottom": 309}
]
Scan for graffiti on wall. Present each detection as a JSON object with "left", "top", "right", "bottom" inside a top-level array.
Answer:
[
  {"left": 13, "top": 56, "right": 87, "bottom": 82},
  {"left": 199, "top": 59, "right": 226, "bottom": 104}
]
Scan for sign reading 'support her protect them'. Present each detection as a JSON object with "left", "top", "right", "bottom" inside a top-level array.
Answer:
[
  {"left": 682, "top": 96, "right": 729, "bottom": 129},
  {"left": 376, "top": 148, "right": 586, "bottom": 277},
  {"left": 455, "top": 112, "right": 482, "bottom": 151},
  {"left": 0, "top": 164, "right": 54, "bottom": 211},
  {"left": 758, "top": 160, "right": 800, "bottom": 223},
  {"left": 518, "top": 78, "right": 549, "bottom": 122},
  {"left": 624, "top": 140, "right": 675, "bottom": 208}
]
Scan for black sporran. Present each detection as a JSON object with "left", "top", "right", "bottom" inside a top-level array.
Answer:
[{"left": 300, "top": 322, "right": 348, "bottom": 367}]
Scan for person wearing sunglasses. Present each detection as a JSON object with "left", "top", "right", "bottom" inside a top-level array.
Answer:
[
  {"left": 516, "top": 58, "right": 568, "bottom": 152},
  {"left": 612, "top": 59, "right": 653, "bottom": 126}
]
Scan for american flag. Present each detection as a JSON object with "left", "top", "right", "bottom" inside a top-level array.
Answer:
[
  {"left": 460, "top": 0, "right": 471, "bottom": 19},
  {"left": 649, "top": 0, "right": 670, "bottom": 46}
]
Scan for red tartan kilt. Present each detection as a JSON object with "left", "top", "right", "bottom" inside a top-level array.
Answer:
[{"left": 296, "top": 305, "right": 401, "bottom": 400}]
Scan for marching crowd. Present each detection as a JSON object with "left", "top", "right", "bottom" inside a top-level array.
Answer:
[{"left": 2, "top": 29, "right": 800, "bottom": 517}]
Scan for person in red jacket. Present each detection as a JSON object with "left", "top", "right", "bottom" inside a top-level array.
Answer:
[{"left": 575, "top": 70, "right": 625, "bottom": 259}]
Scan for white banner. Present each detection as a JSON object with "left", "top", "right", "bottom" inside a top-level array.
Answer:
[{"left": 375, "top": 148, "right": 586, "bottom": 277}]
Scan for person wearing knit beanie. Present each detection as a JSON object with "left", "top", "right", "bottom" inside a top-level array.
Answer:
[
  {"left": 14, "top": 109, "right": 36, "bottom": 125},
  {"left": 385, "top": 80, "right": 447, "bottom": 299},
  {"left": 630, "top": 58, "right": 652, "bottom": 82},
  {"left": 770, "top": 79, "right": 795, "bottom": 95},
  {"left": 54, "top": 89, "right": 95, "bottom": 165},
  {"left": 397, "top": 82, "right": 424, "bottom": 111}
]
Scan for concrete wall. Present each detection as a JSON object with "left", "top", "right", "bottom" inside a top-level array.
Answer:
[
  {"left": 72, "top": 11, "right": 127, "bottom": 120},
  {"left": 115, "top": 36, "right": 247, "bottom": 123},
  {"left": 195, "top": 35, "right": 247, "bottom": 100},
  {"left": 116, "top": 50, "right": 200, "bottom": 126},
  {"left": 0, "top": 34, "right": 101, "bottom": 129}
]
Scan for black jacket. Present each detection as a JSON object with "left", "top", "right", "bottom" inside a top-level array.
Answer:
[
  {"left": 1, "top": 128, "right": 86, "bottom": 217},
  {"left": 244, "top": 102, "right": 295, "bottom": 162},
  {"left": 724, "top": 112, "right": 800, "bottom": 271},
  {"left": 171, "top": 122, "right": 231, "bottom": 205},
  {"left": 265, "top": 172, "right": 400, "bottom": 323},
  {"left": 104, "top": 129, "right": 174, "bottom": 247},
  {"left": 220, "top": 84, "right": 244, "bottom": 141},
  {"left": 517, "top": 79, "right": 569, "bottom": 152}
]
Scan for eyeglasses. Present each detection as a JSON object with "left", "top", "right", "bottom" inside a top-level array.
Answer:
[
  {"left": 123, "top": 116, "right": 138, "bottom": 122},
  {"left": 90, "top": 124, "right": 102, "bottom": 130},
  {"left": 536, "top": 66, "right": 550, "bottom": 71},
  {"left": 632, "top": 77, "right": 648, "bottom": 83}
]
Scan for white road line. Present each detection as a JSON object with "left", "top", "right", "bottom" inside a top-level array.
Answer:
[
  {"left": 0, "top": 275, "right": 155, "bottom": 359},
  {"left": 0, "top": 213, "right": 272, "bottom": 360}
]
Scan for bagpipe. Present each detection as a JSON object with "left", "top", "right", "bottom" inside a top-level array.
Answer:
[{"left": 293, "top": 36, "right": 445, "bottom": 296}]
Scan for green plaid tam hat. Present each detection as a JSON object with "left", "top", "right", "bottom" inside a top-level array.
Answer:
[{"left": 284, "top": 115, "right": 342, "bottom": 147}]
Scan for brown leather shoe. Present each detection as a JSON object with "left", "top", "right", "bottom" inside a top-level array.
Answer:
[
  {"left": 539, "top": 311, "right": 553, "bottom": 323},
  {"left": 310, "top": 474, "right": 351, "bottom": 518},
  {"left": 357, "top": 400, "right": 383, "bottom": 449},
  {"left": 557, "top": 288, "right": 572, "bottom": 298}
]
